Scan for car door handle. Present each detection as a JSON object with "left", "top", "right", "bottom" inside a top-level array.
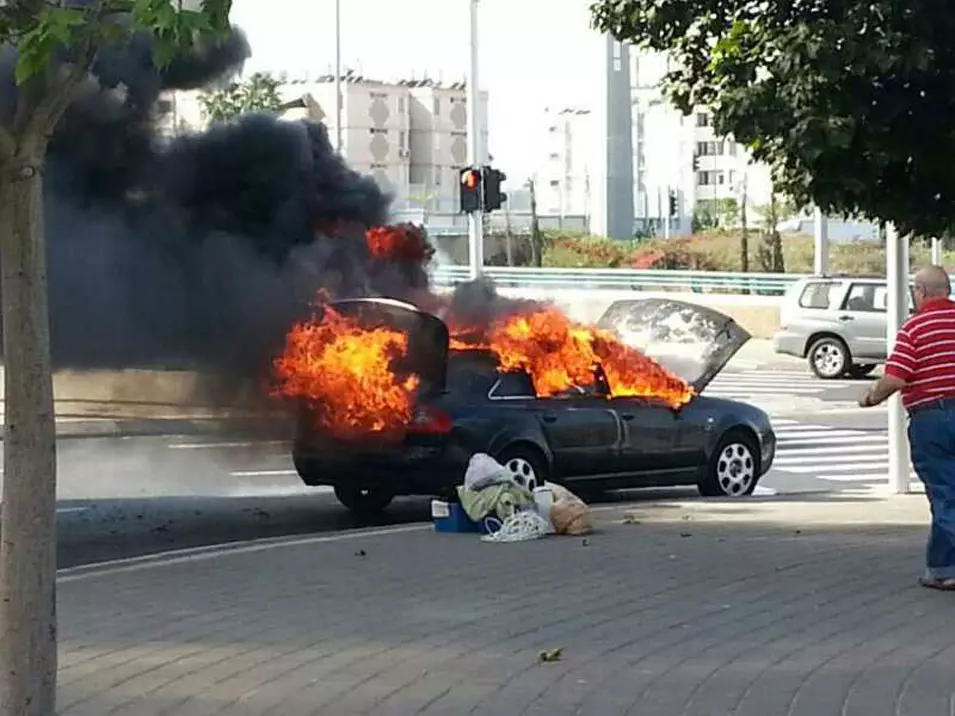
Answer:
[
  {"left": 542, "top": 414, "right": 557, "bottom": 423},
  {"left": 620, "top": 414, "right": 636, "bottom": 421},
  {"left": 838, "top": 315, "right": 854, "bottom": 321}
]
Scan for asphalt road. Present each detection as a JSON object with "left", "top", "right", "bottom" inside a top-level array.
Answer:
[{"left": 1, "top": 361, "right": 911, "bottom": 569}]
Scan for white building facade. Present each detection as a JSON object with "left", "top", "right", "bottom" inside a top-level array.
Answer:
[
  {"left": 538, "top": 107, "right": 595, "bottom": 219},
  {"left": 162, "top": 75, "right": 489, "bottom": 216},
  {"left": 631, "top": 50, "right": 774, "bottom": 232}
]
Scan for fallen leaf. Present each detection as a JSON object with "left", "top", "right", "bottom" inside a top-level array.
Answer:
[{"left": 538, "top": 648, "right": 563, "bottom": 663}]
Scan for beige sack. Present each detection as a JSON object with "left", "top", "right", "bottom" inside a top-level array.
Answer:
[{"left": 550, "top": 498, "right": 593, "bottom": 535}]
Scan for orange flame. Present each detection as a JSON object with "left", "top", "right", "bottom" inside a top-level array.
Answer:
[
  {"left": 451, "top": 306, "right": 693, "bottom": 407},
  {"left": 366, "top": 223, "right": 432, "bottom": 262},
  {"left": 273, "top": 306, "right": 419, "bottom": 441}
]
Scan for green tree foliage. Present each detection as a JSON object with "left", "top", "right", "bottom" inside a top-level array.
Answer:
[
  {"left": 590, "top": 0, "right": 955, "bottom": 236},
  {"left": 0, "top": 2, "right": 233, "bottom": 714},
  {"left": 199, "top": 71, "right": 282, "bottom": 121},
  {"left": 692, "top": 198, "right": 739, "bottom": 231}
]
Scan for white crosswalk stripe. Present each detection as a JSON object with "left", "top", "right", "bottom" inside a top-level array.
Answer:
[
  {"left": 770, "top": 419, "right": 922, "bottom": 491},
  {"left": 705, "top": 369, "right": 860, "bottom": 400}
]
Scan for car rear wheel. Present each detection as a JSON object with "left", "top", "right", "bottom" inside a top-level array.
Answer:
[
  {"left": 808, "top": 337, "right": 850, "bottom": 379},
  {"left": 497, "top": 445, "right": 548, "bottom": 492},
  {"left": 333, "top": 483, "right": 394, "bottom": 515},
  {"left": 699, "top": 431, "right": 759, "bottom": 497},
  {"left": 848, "top": 363, "right": 877, "bottom": 379}
]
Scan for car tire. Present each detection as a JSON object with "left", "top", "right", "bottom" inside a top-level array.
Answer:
[
  {"left": 808, "top": 336, "right": 851, "bottom": 379},
  {"left": 333, "top": 483, "right": 394, "bottom": 515},
  {"left": 848, "top": 363, "right": 877, "bottom": 379},
  {"left": 496, "top": 445, "right": 549, "bottom": 492},
  {"left": 698, "top": 430, "right": 760, "bottom": 498}
]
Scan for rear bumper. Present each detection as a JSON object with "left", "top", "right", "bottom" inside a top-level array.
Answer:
[
  {"left": 772, "top": 330, "right": 805, "bottom": 358},
  {"left": 292, "top": 443, "right": 470, "bottom": 496}
]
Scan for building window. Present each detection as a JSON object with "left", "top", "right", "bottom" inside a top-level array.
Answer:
[
  {"left": 549, "top": 152, "right": 560, "bottom": 160},
  {"left": 697, "top": 170, "right": 725, "bottom": 186},
  {"left": 398, "top": 97, "right": 405, "bottom": 113},
  {"left": 399, "top": 131, "right": 406, "bottom": 150},
  {"left": 369, "top": 128, "right": 387, "bottom": 135},
  {"left": 433, "top": 98, "right": 440, "bottom": 115},
  {"left": 369, "top": 91, "right": 388, "bottom": 100},
  {"left": 696, "top": 112, "right": 710, "bottom": 127},
  {"left": 549, "top": 180, "right": 559, "bottom": 188},
  {"left": 434, "top": 168, "right": 441, "bottom": 186},
  {"left": 695, "top": 141, "right": 724, "bottom": 156}
]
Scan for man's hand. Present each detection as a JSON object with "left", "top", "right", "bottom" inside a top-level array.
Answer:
[{"left": 858, "top": 374, "right": 907, "bottom": 407}]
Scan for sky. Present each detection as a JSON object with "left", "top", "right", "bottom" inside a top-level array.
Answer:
[{"left": 229, "top": 0, "right": 602, "bottom": 179}]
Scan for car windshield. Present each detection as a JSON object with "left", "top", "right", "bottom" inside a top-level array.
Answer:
[{"left": 596, "top": 298, "right": 750, "bottom": 389}]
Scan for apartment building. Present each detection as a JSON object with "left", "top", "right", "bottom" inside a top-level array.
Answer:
[
  {"left": 631, "top": 49, "right": 773, "bottom": 226},
  {"left": 161, "top": 74, "right": 489, "bottom": 214},
  {"left": 538, "top": 107, "right": 594, "bottom": 219}
]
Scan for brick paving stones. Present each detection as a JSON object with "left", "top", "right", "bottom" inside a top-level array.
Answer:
[{"left": 57, "top": 494, "right": 955, "bottom": 716}]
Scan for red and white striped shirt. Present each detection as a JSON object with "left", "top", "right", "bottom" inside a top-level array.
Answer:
[{"left": 885, "top": 297, "right": 955, "bottom": 410}]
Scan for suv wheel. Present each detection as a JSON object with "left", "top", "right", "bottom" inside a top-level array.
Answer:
[{"left": 808, "top": 337, "right": 850, "bottom": 379}]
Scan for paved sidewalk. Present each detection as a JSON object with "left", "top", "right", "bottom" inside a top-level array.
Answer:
[{"left": 56, "top": 493, "right": 955, "bottom": 716}]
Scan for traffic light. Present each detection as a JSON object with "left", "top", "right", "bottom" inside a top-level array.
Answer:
[
  {"left": 459, "top": 167, "right": 482, "bottom": 213},
  {"left": 668, "top": 191, "right": 678, "bottom": 217},
  {"left": 482, "top": 167, "right": 507, "bottom": 212}
]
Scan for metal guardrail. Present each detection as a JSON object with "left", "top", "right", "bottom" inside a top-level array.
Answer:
[{"left": 430, "top": 267, "right": 806, "bottom": 295}]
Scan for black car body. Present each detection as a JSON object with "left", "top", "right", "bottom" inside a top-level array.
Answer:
[{"left": 293, "top": 297, "right": 776, "bottom": 513}]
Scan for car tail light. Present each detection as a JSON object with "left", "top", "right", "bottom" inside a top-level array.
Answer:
[{"left": 409, "top": 405, "right": 453, "bottom": 434}]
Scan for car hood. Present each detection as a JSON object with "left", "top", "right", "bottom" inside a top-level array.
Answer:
[
  {"left": 596, "top": 298, "right": 751, "bottom": 392},
  {"left": 330, "top": 297, "right": 449, "bottom": 395}
]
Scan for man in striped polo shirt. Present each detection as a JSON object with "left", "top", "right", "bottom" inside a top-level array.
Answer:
[{"left": 859, "top": 265, "right": 955, "bottom": 590}]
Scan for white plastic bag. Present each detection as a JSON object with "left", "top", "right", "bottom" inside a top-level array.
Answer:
[
  {"left": 533, "top": 486, "right": 556, "bottom": 534},
  {"left": 463, "top": 453, "right": 511, "bottom": 492}
]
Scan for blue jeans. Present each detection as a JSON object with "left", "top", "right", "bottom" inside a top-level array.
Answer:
[{"left": 908, "top": 408, "right": 955, "bottom": 579}]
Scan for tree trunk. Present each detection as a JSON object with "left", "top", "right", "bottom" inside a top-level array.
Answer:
[
  {"left": 0, "top": 143, "right": 59, "bottom": 716},
  {"left": 528, "top": 180, "right": 543, "bottom": 268},
  {"left": 740, "top": 185, "right": 749, "bottom": 273}
]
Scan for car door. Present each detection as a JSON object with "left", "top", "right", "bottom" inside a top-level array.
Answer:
[
  {"left": 533, "top": 390, "right": 622, "bottom": 478},
  {"left": 834, "top": 282, "right": 890, "bottom": 359},
  {"left": 610, "top": 396, "right": 682, "bottom": 473}
]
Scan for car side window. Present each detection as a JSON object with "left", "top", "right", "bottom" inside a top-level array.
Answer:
[
  {"left": 489, "top": 371, "right": 536, "bottom": 400},
  {"left": 842, "top": 283, "right": 886, "bottom": 312},
  {"left": 798, "top": 281, "right": 840, "bottom": 309}
]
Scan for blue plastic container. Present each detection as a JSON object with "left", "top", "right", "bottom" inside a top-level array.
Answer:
[{"left": 432, "top": 500, "right": 494, "bottom": 534}]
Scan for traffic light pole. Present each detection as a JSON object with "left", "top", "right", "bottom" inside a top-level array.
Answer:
[{"left": 467, "top": 0, "right": 484, "bottom": 278}]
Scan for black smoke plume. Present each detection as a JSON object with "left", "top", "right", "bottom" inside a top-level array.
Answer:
[{"left": 1, "top": 26, "right": 403, "bottom": 403}]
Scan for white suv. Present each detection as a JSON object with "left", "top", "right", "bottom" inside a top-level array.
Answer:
[{"left": 772, "top": 276, "right": 913, "bottom": 379}]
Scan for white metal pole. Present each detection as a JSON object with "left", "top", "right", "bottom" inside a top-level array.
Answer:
[
  {"left": 813, "top": 205, "right": 829, "bottom": 275},
  {"left": 932, "top": 236, "right": 943, "bottom": 266},
  {"left": 886, "top": 223, "right": 910, "bottom": 494},
  {"left": 466, "top": 0, "right": 484, "bottom": 278},
  {"left": 334, "top": 0, "right": 343, "bottom": 153}
]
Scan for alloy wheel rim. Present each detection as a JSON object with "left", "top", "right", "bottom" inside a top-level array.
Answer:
[
  {"left": 813, "top": 343, "right": 845, "bottom": 377},
  {"left": 505, "top": 457, "right": 538, "bottom": 490},
  {"left": 716, "top": 443, "right": 755, "bottom": 496}
]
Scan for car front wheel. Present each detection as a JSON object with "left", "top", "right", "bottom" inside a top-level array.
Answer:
[
  {"left": 808, "top": 337, "right": 850, "bottom": 379},
  {"left": 699, "top": 432, "right": 759, "bottom": 497},
  {"left": 496, "top": 445, "right": 548, "bottom": 492},
  {"left": 333, "top": 483, "right": 394, "bottom": 515}
]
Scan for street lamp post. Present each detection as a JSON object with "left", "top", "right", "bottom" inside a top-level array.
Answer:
[
  {"left": 467, "top": 0, "right": 484, "bottom": 278},
  {"left": 334, "top": 0, "right": 343, "bottom": 153}
]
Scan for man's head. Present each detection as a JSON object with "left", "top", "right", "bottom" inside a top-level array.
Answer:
[{"left": 913, "top": 265, "right": 951, "bottom": 310}]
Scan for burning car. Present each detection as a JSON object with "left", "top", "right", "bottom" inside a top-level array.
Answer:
[{"left": 280, "top": 296, "right": 776, "bottom": 514}]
